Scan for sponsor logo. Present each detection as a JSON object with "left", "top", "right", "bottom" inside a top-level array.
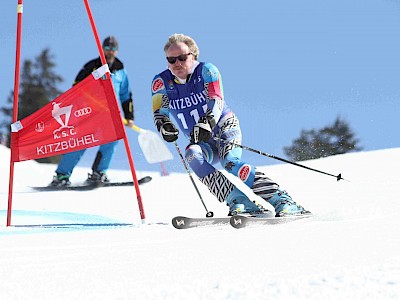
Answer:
[
  {"left": 33, "top": 102, "right": 100, "bottom": 157},
  {"left": 175, "top": 219, "right": 185, "bottom": 226},
  {"left": 52, "top": 102, "right": 73, "bottom": 129},
  {"left": 51, "top": 102, "right": 76, "bottom": 139},
  {"left": 185, "top": 151, "right": 203, "bottom": 163},
  {"left": 191, "top": 221, "right": 216, "bottom": 226},
  {"left": 233, "top": 218, "right": 242, "bottom": 225},
  {"left": 50, "top": 103, "right": 92, "bottom": 139},
  {"left": 152, "top": 78, "right": 164, "bottom": 93},
  {"left": 168, "top": 80, "right": 174, "bottom": 90},
  {"left": 193, "top": 76, "right": 202, "bottom": 84},
  {"left": 238, "top": 164, "right": 251, "bottom": 182},
  {"left": 74, "top": 107, "right": 92, "bottom": 117},
  {"left": 35, "top": 122, "right": 45, "bottom": 132}
]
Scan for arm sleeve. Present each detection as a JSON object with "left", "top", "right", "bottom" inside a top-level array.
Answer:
[
  {"left": 120, "top": 69, "right": 134, "bottom": 121},
  {"left": 201, "top": 63, "right": 225, "bottom": 126},
  {"left": 151, "top": 75, "right": 170, "bottom": 131}
]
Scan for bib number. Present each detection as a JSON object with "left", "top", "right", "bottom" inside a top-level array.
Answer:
[{"left": 176, "top": 104, "right": 208, "bottom": 129}]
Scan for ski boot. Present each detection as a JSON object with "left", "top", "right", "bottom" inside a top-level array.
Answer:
[
  {"left": 267, "top": 190, "right": 310, "bottom": 217},
  {"left": 50, "top": 173, "right": 71, "bottom": 187},
  {"left": 86, "top": 171, "right": 110, "bottom": 183},
  {"left": 226, "top": 187, "right": 274, "bottom": 218}
]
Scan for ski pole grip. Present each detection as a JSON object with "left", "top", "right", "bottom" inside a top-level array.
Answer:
[{"left": 122, "top": 118, "right": 141, "bottom": 133}]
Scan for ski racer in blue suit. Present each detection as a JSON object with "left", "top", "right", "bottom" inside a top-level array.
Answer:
[
  {"left": 50, "top": 36, "right": 134, "bottom": 186},
  {"left": 152, "top": 33, "right": 309, "bottom": 217}
]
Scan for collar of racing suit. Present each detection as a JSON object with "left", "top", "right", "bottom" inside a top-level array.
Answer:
[{"left": 169, "top": 61, "right": 200, "bottom": 84}]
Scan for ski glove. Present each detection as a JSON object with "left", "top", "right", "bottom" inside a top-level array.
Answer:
[
  {"left": 190, "top": 114, "right": 216, "bottom": 143},
  {"left": 122, "top": 98, "right": 134, "bottom": 121},
  {"left": 159, "top": 118, "right": 179, "bottom": 143}
]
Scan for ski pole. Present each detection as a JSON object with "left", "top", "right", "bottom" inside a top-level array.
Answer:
[
  {"left": 214, "top": 137, "right": 345, "bottom": 181},
  {"left": 173, "top": 141, "right": 214, "bottom": 217},
  {"left": 122, "top": 118, "right": 141, "bottom": 132}
]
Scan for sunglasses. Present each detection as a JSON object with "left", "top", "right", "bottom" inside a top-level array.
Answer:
[
  {"left": 104, "top": 46, "right": 118, "bottom": 51},
  {"left": 166, "top": 53, "right": 192, "bottom": 64}
]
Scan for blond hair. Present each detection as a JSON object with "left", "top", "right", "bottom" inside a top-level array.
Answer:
[{"left": 163, "top": 33, "right": 200, "bottom": 60}]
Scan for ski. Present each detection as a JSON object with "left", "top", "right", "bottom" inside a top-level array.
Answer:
[
  {"left": 30, "top": 176, "right": 152, "bottom": 192},
  {"left": 171, "top": 216, "right": 231, "bottom": 229},
  {"left": 171, "top": 213, "right": 312, "bottom": 229},
  {"left": 99, "top": 175, "right": 152, "bottom": 187},
  {"left": 230, "top": 213, "right": 313, "bottom": 229}
]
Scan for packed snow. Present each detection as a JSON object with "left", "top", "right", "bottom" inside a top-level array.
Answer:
[{"left": 1, "top": 145, "right": 400, "bottom": 299}]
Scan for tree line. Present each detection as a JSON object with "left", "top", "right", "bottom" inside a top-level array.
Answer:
[{"left": 0, "top": 49, "right": 63, "bottom": 163}]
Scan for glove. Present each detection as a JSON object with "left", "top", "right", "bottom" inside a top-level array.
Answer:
[
  {"left": 190, "top": 115, "right": 215, "bottom": 143},
  {"left": 159, "top": 119, "right": 179, "bottom": 142},
  {"left": 122, "top": 99, "right": 134, "bottom": 121}
]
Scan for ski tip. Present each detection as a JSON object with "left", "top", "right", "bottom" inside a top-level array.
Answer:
[
  {"left": 171, "top": 216, "right": 188, "bottom": 229},
  {"left": 139, "top": 176, "right": 152, "bottom": 184},
  {"left": 229, "top": 215, "right": 247, "bottom": 229}
]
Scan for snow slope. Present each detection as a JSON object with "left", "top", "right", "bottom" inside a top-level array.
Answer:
[{"left": 1, "top": 145, "right": 399, "bottom": 299}]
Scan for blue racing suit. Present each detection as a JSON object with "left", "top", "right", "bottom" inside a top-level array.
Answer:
[
  {"left": 56, "top": 57, "right": 134, "bottom": 176},
  {"left": 152, "top": 62, "right": 262, "bottom": 203}
]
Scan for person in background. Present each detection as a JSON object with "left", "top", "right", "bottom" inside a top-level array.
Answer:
[
  {"left": 50, "top": 36, "right": 134, "bottom": 186},
  {"left": 151, "top": 33, "right": 310, "bottom": 217}
]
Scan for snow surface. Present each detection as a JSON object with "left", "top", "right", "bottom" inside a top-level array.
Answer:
[{"left": 1, "top": 145, "right": 400, "bottom": 299}]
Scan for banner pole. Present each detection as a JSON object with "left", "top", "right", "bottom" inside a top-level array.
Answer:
[
  {"left": 83, "top": 0, "right": 146, "bottom": 222},
  {"left": 7, "top": 0, "right": 24, "bottom": 226}
]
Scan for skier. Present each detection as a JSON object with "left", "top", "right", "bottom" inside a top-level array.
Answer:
[
  {"left": 152, "top": 33, "right": 310, "bottom": 217},
  {"left": 50, "top": 36, "right": 134, "bottom": 186}
]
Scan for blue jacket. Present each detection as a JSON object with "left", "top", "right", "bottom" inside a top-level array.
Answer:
[{"left": 74, "top": 57, "right": 133, "bottom": 120}]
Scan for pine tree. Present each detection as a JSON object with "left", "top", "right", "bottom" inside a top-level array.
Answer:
[
  {"left": 0, "top": 48, "right": 63, "bottom": 163},
  {"left": 284, "top": 117, "right": 362, "bottom": 161}
]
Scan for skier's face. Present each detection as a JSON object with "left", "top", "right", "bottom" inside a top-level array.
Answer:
[
  {"left": 103, "top": 46, "right": 117, "bottom": 65},
  {"left": 165, "top": 42, "right": 194, "bottom": 80}
]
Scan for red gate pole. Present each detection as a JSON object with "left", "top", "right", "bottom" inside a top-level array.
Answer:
[
  {"left": 7, "top": 0, "right": 24, "bottom": 226},
  {"left": 82, "top": 0, "right": 146, "bottom": 222}
]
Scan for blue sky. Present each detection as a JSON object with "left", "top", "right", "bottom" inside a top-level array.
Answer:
[{"left": 1, "top": 0, "right": 399, "bottom": 174}]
